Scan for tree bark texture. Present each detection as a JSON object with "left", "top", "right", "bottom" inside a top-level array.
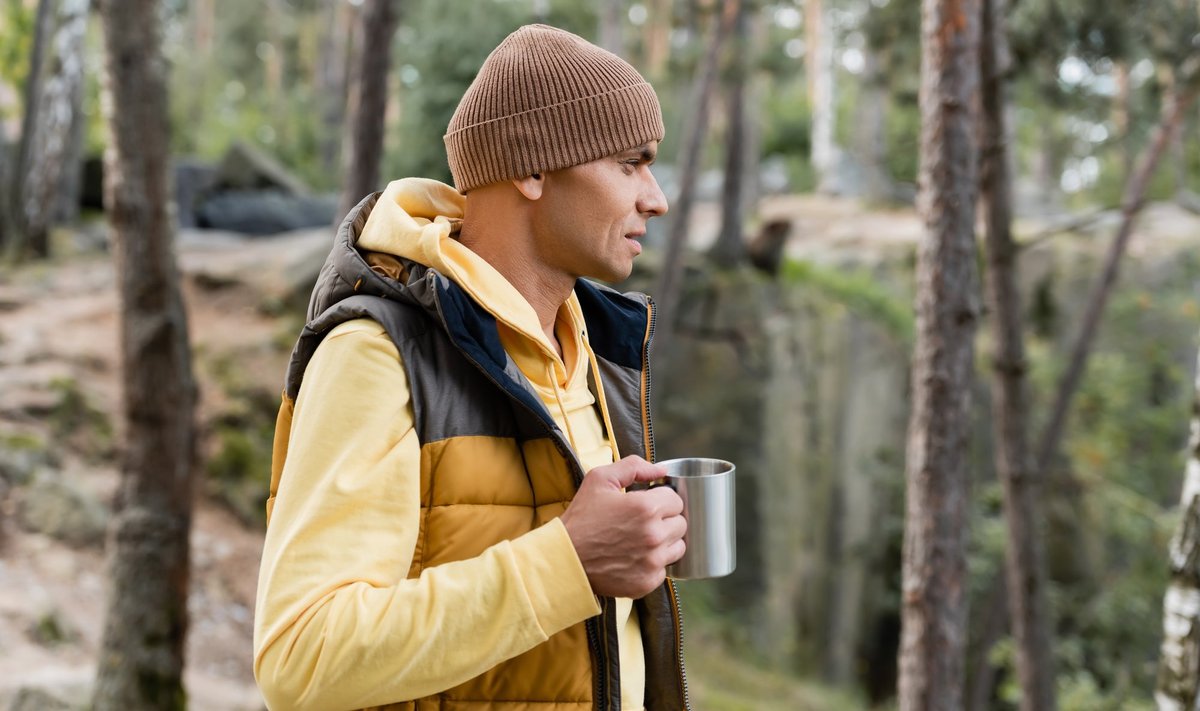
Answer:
[
  {"left": 1156, "top": 331, "right": 1200, "bottom": 709},
  {"left": 1034, "top": 86, "right": 1200, "bottom": 476},
  {"left": 337, "top": 0, "right": 400, "bottom": 219},
  {"left": 6, "top": 0, "right": 55, "bottom": 257},
  {"left": 18, "top": 0, "right": 91, "bottom": 258},
  {"left": 979, "top": 0, "right": 1057, "bottom": 708},
  {"left": 710, "top": 0, "right": 750, "bottom": 265},
  {"left": 93, "top": 0, "right": 196, "bottom": 708},
  {"left": 897, "top": 0, "right": 981, "bottom": 708},
  {"left": 653, "top": 0, "right": 738, "bottom": 352}
]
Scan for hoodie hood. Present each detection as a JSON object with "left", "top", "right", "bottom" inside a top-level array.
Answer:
[{"left": 302, "top": 179, "right": 631, "bottom": 461}]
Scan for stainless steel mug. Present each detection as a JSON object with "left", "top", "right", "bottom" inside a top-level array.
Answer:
[{"left": 659, "top": 458, "right": 736, "bottom": 580}]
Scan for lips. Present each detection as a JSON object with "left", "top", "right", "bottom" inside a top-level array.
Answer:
[{"left": 626, "top": 232, "right": 644, "bottom": 255}]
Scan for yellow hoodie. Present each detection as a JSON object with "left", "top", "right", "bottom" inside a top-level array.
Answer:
[{"left": 254, "top": 178, "right": 645, "bottom": 710}]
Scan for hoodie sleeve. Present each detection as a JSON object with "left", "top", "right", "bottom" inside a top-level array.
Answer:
[{"left": 253, "top": 318, "right": 601, "bottom": 711}]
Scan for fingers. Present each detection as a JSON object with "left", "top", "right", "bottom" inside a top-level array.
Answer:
[
  {"left": 635, "top": 486, "right": 683, "bottom": 516},
  {"left": 588, "top": 455, "right": 665, "bottom": 490}
]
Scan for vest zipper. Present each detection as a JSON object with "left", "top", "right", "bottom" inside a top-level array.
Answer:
[
  {"left": 643, "top": 299, "right": 691, "bottom": 711},
  {"left": 641, "top": 299, "right": 657, "bottom": 463},
  {"left": 667, "top": 578, "right": 691, "bottom": 710}
]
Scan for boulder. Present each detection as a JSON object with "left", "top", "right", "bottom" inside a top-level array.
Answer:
[{"left": 15, "top": 471, "right": 109, "bottom": 547}]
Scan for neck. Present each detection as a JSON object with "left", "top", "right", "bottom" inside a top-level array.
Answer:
[{"left": 458, "top": 192, "right": 574, "bottom": 341}]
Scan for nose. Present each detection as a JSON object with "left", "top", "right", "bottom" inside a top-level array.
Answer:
[{"left": 638, "top": 170, "right": 669, "bottom": 218}]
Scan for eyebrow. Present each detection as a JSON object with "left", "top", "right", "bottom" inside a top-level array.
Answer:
[{"left": 625, "top": 145, "right": 657, "bottom": 164}]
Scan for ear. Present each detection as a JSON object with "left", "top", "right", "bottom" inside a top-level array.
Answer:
[{"left": 512, "top": 172, "right": 544, "bottom": 201}]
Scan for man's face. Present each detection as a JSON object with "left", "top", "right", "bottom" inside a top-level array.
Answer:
[{"left": 530, "top": 141, "right": 669, "bottom": 283}]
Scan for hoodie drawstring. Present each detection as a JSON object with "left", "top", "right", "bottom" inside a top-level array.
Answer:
[
  {"left": 547, "top": 360, "right": 581, "bottom": 454},
  {"left": 582, "top": 336, "right": 622, "bottom": 464}
]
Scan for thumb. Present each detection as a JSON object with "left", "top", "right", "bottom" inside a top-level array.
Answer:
[{"left": 604, "top": 455, "right": 666, "bottom": 489}]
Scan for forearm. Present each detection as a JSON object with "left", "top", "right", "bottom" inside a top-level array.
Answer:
[{"left": 255, "top": 519, "right": 598, "bottom": 710}]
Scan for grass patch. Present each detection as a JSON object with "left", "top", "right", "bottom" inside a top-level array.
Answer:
[{"left": 780, "top": 259, "right": 914, "bottom": 344}]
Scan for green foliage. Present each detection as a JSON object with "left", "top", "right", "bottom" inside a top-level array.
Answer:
[
  {"left": 0, "top": 0, "right": 33, "bottom": 121},
  {"left": 385, "top": 0, "right": 528, "bottom": 183},
  {"left": 780, "top": 258, "right": 914, "bottom": 344}
]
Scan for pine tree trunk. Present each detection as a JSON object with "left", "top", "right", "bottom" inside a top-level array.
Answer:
[
  {"left": 317, "top": 0, "right": 356, "bottom": 178},
  {"left": 337, "top": 0, "right": 400, "bottom": 218},
  {"left": 805, "top": 0, "right": 837, "bottom": 193},
  {"left": 654, "top": 0, "right": 738, "bottom": 351},
  {"left": 710, "top": 0, "right": 750, "bottom": 265},
  {"left": 896, "top": 0, "right": 981, "bottom": 708},
  {"left": 92, "top": 0, "right": 196, "bottom": 708},
  {"left": 1156, "top": 330, "right": 1200, "bottom": 709},
  {"left": 643, "top": 0, "right": 671, "bottom": 79},
  {"left": 979, "top": 0, "right": 1057, "bottom": 707},
  {"left": 6, "top": 0, "right": 55, "bottom": 258},
  {"left": 20, "top": 0, "right": 91, "bottom": 257},
  {"left": 1034, "top": 86, "right": 1199, "bottom": 476}
]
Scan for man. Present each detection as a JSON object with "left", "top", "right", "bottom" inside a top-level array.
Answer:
[{"left": 254, "top": 24, "right": 689, "bottom": 711}]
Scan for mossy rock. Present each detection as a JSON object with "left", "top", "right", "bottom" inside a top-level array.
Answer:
[{"left": 15, "top": 471, "right": 110, "bottom": 547}]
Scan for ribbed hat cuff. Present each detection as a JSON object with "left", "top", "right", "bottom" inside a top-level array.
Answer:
[{"left": 445, "top": 82, "right": 664, "bottom": 193}]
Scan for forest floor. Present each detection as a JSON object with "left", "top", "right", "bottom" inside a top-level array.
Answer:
[{"left": 0, "top": 193, "right": 1196, "bottom": 710}]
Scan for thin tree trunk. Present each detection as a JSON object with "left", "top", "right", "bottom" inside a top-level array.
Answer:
[
  {"left": 1034, "top": 86, "right": 1200, "bottom": 476},
  {"left": 53, "top": 61, "right": 87, "bottom": 226},
  {"left": 6, "top": 0, "right": 55, "bottom": 257},
  {"left": 599, "top": 0, "right": 625, "bottom": 55},
  {"left": 643, "top": 0, "right": 671, "bottom": 79},
  {"left": 805, "top": 0, "right": 837, "bottom": 193},
  {"left": 896, "top": 0, "right": 981, "bottom": 708},
  {"left": 337, "top": 0, "right": 400, "bottom": 218},
  {"left": 857, "top": 46, "right": 890, "bottom": 203},
  {"left": 1113, "top": 61, "right": 1133, "bottom": 177},
  {"left": 979, "top": 0, "right": 1056, "bottom": 707},
  {"left": 653, "top": 0, "right": 738, "bottom": 351},
  {"left": 710, "top": 0, "right": 750, "bottom": 265},
  {"left": 19, "top": 0, "right": 91, "bottom": 258},
  {"left": 317, "top": 0, "right": 356, "bottom": 178},
  {"left": 92, "top": 0, "right": 196, "bottom": 707},
  {"left": 1156, "top": 329, "right": 1200, "bottom": 709}
]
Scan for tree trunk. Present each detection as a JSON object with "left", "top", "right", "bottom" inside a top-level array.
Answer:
[
  {"left": 337, "top": 0, "right": 400, "bottom": 219},
  {"left": 53, "top": 62, "right": 87, "bottom": 226},
  {"left": 643, "top": 0, "right": 672, "bottom": 79},
  {"left": 599, "top": 0, "right": 625, "bottom": 55},
  {"left": 92, "top": 0, "right": 196, "bottom": 708},
  {"left": 896, "top": 0, "right": 981, "bottom": 708},
  {"left": 6, "top": 0, "right": 55, "bottom": 258},
  {"left": 979, "top": 0, "right": 1057, "bottom": 707},
  {"left": 710, "top": 0, "right": 750, "bottom": 265},
  {"left": 805, "top": 0, "right": 837, "bottom": 193},
  {"left": 1113, "top": 61, "right": 1133, "bottom": 177},
  {"left": 1034, "top": 85, "right": 1200, "bottom": 476},
  {"left": 1156, "top": 329, "right": 1200, "bottom": 709},
  {"left": 653, "top": 0, "right": 738, "bottom": 352},
  {"left": 317, "top": 0, "right": 356, "bottom": 178},
  {"left": 856, "top": 45, "right": 890, "bottom": 203},
  {"left": 18, "top": 0, "right": 91, "bottom": 258}
]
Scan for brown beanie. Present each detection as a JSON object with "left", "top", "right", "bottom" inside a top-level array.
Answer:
[{"left": 444, "top": 24, "right": 664, "bottom": 193}]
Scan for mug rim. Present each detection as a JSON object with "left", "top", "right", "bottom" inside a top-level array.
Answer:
[{"left": 656, "top": 457, "right": 735, "bottom": 477}]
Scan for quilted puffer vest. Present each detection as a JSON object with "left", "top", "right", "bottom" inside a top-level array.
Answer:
[{"left": 271, "top": 194, "right": 689, "bottom": 711}]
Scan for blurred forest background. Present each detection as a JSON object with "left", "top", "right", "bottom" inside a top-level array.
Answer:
[{"left": 1, "top": 0, "right": 1199, "bottom": 709}]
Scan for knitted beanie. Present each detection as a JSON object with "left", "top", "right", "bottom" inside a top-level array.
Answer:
[{"left": 444, "top": 24, "right": 664, "bottom": 193}]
